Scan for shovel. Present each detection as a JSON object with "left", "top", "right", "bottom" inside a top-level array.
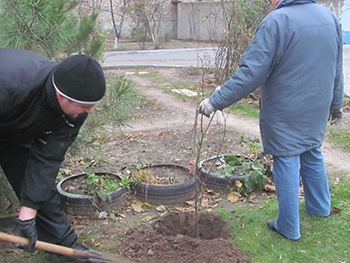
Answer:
[{"left": 0, "top": 231, "right": 134, "bottom": 263}]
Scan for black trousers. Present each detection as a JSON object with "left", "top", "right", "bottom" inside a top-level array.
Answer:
[{"left": 0, "top": 143, "right": 77, "bottom": 246}]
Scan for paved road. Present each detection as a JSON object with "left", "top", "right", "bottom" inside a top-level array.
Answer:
[
  {"left": 102, "top": 48, "right": 218, "bottom": 68},
  {"left": 102, "top": 45, "right": 350, "bottom": 95}
]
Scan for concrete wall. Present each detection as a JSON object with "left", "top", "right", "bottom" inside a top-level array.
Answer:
[
  {"left": 176, "top": 0, "right": 345, "bottom": 41},
  {"left": 97, "top": 0, "right": 177, "bottom": 39},
  {"left": 97, "top": 0, "right": 346, "bottom": 42},
  {"left": 176, "top": 1, "right": 224, "bottom": 40}
]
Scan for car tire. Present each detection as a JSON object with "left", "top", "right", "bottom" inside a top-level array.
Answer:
[
  {"left": 132, "top": 164, "right": 199, "bottom": 205},
  {"left": 57, "top": 172, "right": 131, "bottom": 216}
]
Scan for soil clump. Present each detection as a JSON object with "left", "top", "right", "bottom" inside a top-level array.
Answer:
[{"left": 120, "top": 212, "right": 251, "bottom": 263}]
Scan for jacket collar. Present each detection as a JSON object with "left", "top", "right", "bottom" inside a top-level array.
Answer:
[
  {"left": 45, "top": 69, "right": 66, "bottom": 116},
  {"left": 276, "top": 0, "right": 316, "bottom": 9}
]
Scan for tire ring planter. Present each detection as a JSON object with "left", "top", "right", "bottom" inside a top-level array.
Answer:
[
  {"left": 198, "top": 154, "right": 244, "bottom": 192},
  {"left": 57, "top": 172, "right": 131, "bottom": 217},
  {"left": 198, "top": 153, "right": 270, "bottom": 192},
  {"left": 131, "top": 164, "right": 199, "bottom": 205}
]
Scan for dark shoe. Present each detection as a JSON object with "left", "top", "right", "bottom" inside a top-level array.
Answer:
[
  {"left": 266, "top": 220, "right": 277, "bottom": 231},
  {"left": 266, "top": 220, "right": 300, "bottom": 241},
  {"left": 49, "top": 242, "right": 89, "bottom": 262}
]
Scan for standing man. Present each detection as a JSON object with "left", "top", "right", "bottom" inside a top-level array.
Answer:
[
  {"left": 199, "top": 0, "right": 343, "bottom": 240},
  {"left": 0, "top": 48, "right": 106, "bottom": 260}
]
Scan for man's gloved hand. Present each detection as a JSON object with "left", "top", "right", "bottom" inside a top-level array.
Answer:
[
  {"left": 329, "top": 108, "right": 343, "bottom": 125},
  {"left": 14, "top": 218, "right": 37, "bottom": 252},
  {"left": 198, "top": 98, "right": 216, "bottom": 118}
]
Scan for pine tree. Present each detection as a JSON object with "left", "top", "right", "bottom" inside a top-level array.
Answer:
[
  {"left": 0, "top": 0, "right": 108, "bottom": 212},
  {"left": 0, "top": 0, "right": 105, "bottom": 59}
]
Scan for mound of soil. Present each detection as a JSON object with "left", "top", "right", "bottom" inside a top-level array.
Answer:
[{"left": 120, "top": 212, "right": 251, "bottom": 263}]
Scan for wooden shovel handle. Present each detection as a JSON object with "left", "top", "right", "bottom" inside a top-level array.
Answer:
[{"left": 0, "top": 231, "right": 89, "bottom": 259}]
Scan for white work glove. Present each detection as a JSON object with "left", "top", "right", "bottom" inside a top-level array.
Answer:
[
  {"left": 329, "top": 108, "right": 343, "bottom": 125},
  {"left": 198, "top": 98, "right": 216, "bottom": 118},
  {"left": 214, "top": 86, "right": 224, "bottom": 125}
]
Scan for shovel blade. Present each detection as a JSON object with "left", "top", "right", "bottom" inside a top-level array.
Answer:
[{"left": 73, "top": 249, "right": 135, "bottom": 263}]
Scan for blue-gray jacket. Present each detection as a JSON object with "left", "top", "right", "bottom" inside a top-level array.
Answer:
[{"left": 209, "top": 0, "right": 343, "bottom": 156}]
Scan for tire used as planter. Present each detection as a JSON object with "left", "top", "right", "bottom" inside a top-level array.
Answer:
[
  {"left": 132, "top": 164, "right": 199, "bottom": 205},
  {"left": 198, "top": 154, "right": 272, "bottom": 193},
  {"left": 198, "top": 154, "right": 246, "bottom": 192},
  {"left": 57, "top": 172, "right": 131, "bottom": 217}
]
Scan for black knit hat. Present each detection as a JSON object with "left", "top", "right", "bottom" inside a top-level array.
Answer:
[{"left": 52, "top": 54, "right": 106, "bottom": 104}]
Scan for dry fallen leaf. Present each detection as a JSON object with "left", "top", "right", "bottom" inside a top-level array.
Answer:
[
  {"left": 175, "top": 206, "right": 195, "bottom": 212},
  {"left": 184, "top": 200, "right": 195, "bottom": 206},
  {"left": 85, "top": 240, "right": 94, "bottom": 247},
  {"left": 331, "top": 206, "right": 342, "bottom": 214},
  {"left": 118, "top": 213, "right": 127, "bottom": 218},
  {"left": 156, "top": 205, "right": 167, "bottom": 212},
  {"left": 132, "top": 202, "right": 144, "bottom": 213},
  {"left": 142, "top": 215, "right": 154, "bottom": 222},
  {"left": 235, "top": 181, "right": 243, "bottom": 188},
  {"left": 248, "top": 192, "right": 257, "bottom": 199},
  {"left": 227, "top": 192, "right": 240, "bottom": 203},
  {"left": 264, "top": 184, "right": 276, "bottom": 192},
  {"left": 74, "top": 225, "right": 85, "bottom": 230},
  {"left": 175, "top": 206, "right": 186, "bottom": 212},
  {"left": 201, "top": 198, "right": 210, "bottom": 207},
  {"left": 93, "top": 242, "right": 101, "bottom": 247},
  {"left": 205, "top": 189, "right": 218, "bottom": 196},
  {"left": 143, "top": 202, "right": 152, "bottom": 207}
]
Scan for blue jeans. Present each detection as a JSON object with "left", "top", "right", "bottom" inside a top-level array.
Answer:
[{"left": 272, "top": 147, "right": 331, "bottom": 240}]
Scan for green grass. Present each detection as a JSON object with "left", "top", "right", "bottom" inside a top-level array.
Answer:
[
  {"left": 215, "top": 172, "right": 350, "bottom": 263},
  {"left": 134, "top": 70, "right": 165, "bottom": 83},
  {"left": 228, "top": 101, "right": 260, "bottom": 119},
  {"left": 327, "top": 127, "right": 350, "bottom": 152},
  {"left": 0, "top": 250, "right": 50, "bottom": 263}
]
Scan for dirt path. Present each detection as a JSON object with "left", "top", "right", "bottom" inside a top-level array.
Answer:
[{"left": 118, "top": 68, "right": 350, "bottom": 174}]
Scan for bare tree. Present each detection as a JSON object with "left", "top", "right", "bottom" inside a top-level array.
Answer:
[
  {"left": 205, "top": 0, "right": 272, "bottom": 83},
  {"left": 128, "top": 0, "right": 171, "bottom": 49},
  {"left": 109, "top": 0, "right": 128, "bottom": 48}
]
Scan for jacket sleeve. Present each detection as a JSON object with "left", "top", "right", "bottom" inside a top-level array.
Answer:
[
  {"left": 331, "top": 22, "right": 344, "bottom": 110},
  {"left": 209, "top": 19, "right": 278, "bottom": 110},
  {"left": 19, "top": 115, "right": 86, "bottom": 210}
]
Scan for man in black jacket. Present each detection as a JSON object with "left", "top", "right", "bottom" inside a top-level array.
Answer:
[{"left": 0, "top": 48, "right": 106, "bottom": 260}]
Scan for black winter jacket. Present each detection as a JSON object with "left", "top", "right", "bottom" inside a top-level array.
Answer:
[{"left": 0, "top": 49, "right": 87, "bottom": 210}]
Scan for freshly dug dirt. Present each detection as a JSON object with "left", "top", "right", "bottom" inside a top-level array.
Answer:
[{"left": 120, "top": 212, "right": 251, "bottom": 263}]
